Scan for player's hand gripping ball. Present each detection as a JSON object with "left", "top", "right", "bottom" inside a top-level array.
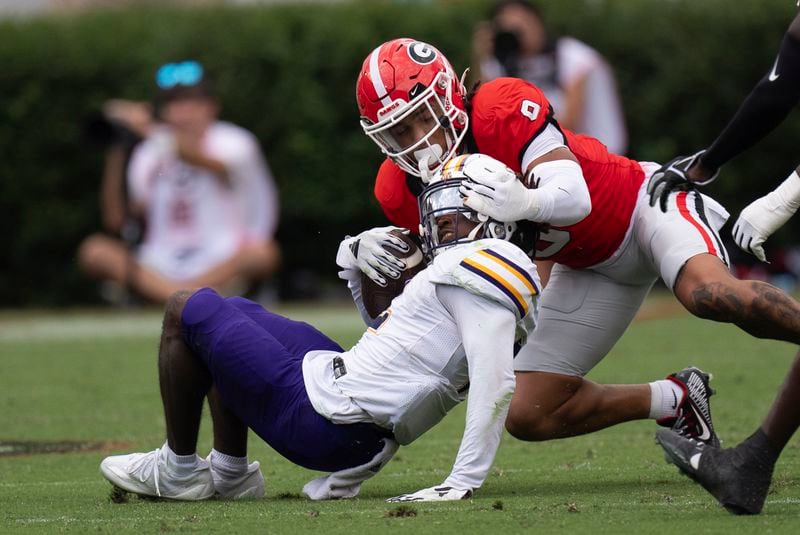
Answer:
[{"left": 361, "top": 230, "right": 426, "bottom": 318}]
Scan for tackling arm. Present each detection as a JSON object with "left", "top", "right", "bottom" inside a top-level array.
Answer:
[{"left": 460, "top": 149, "right": 591, "bottom": 226}]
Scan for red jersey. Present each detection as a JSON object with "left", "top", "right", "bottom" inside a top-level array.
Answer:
[{"left": 374, "top": 78, "right": 645, "bottom": 269}]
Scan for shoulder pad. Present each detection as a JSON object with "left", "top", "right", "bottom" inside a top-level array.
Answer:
[
  {"left": 429, "top": 239, "right": 540, "bottom": 318},
  {"left": 470, "top": 78, "right": 553, "bottom": 172}
]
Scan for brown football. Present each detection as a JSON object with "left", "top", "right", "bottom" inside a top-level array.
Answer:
[{"left": 361, "top": 230, "right": 426, "bottom": 318}]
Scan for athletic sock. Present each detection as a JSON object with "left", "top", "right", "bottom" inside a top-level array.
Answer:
[
  {"left": 649, "top": 380, "right": 685, "bottom": 419},
  {"left": 164, "top": 442, "right": 199, "bottom": 474},
  {"left": 209, "top": 448, "right": 248, "bottom": 477}
]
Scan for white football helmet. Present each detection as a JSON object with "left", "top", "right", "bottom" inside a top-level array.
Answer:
[{"left": 418, "top": 154, "right": 519, "bottom": 257}]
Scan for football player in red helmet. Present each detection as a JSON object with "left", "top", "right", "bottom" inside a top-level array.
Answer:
[
  {"left": 351, "top": 38, "right": 800, "bottom": 460},
  {"left": 357, "top": 38, "right": 468, "bottom": 181}
]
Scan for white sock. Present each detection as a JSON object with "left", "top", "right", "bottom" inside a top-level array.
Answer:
[
  {"left": 164, "top": 442, "right": 199, "bottom": 474},
  {"left": 648, "top": 380, "right": 685, "bottom": 419},
  {"left": 210, "top": 448, "right": 248, "bottom": 476}
]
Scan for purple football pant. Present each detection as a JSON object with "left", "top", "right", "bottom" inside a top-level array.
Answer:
[{"left": 180, "top": 288, "right": 388, "bottom": 472}]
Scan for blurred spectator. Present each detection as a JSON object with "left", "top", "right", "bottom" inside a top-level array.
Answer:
[
  {"left": 473, "top": 0, "right": 628, "bottom": 154},
  {"left": 78, "top": 60, "right": 280, "bottom": 304}
]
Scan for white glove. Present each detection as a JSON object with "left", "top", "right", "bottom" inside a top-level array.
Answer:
[
  {"left": 733, "top": 195, "right": 796, "bottom": 263},
  {"left": 387, "top": 485, "right": 472, "bottom": 503},
  {"left": 459, "top": 156, "right": 537, "bottom": 222},
  {"left": 336, "top": 226, "right": 410, "bottom": 287},
  {"left": 731, "top": 171, "right": 800, "bottom": 263}
]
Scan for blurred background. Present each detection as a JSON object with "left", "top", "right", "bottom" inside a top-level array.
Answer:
[{"left": 1, "top": 0, "right": 798, "bottom": 308}]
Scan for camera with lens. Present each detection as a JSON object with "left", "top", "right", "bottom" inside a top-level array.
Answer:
[
  {"left": 493, "top": 29, "right": 521, "bottom": 77},
  {"left": 83, "top": 112, "right": 142, "bottom": 150}
]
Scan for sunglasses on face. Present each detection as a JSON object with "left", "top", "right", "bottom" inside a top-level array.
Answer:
[{"left": 155, "top": 61, "right": 204, "bottom": 89}]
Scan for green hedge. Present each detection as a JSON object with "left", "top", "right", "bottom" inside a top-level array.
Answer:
[{"left": 1, "top": 0, "right": 797, "bottom": 305}]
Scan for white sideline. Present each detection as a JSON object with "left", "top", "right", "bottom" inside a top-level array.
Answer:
[{"left": 0, "top": 306, "right": 363, "bottom": 342}]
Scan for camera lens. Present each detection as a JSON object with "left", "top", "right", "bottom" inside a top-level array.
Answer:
[{"left": 493, "top": 30, "right": 521, "bottom": 77}]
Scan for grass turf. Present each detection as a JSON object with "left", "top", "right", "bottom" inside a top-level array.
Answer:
[{"left": 1, "top": 296, "right": 798, "bottom": 533}]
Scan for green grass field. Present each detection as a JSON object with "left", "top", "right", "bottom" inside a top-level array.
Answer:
[{"left": 1, "top": 295, "right": 798, "bottom": 533}]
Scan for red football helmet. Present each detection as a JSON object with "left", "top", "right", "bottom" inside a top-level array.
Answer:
[{"left": 356, "top": 38, "right": 469, "bottom": 181}]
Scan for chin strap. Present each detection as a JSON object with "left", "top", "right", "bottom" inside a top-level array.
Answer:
[{"left": 466, "top": 221, "right": 486, "bottom": 242}]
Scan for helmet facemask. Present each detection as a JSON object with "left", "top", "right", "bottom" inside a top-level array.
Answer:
[
  {"left": 418, "top": 179, "right": 517, "bottom": 258},
  {"left": 361, "top": 71, "right": 468, "bottom": 182}
]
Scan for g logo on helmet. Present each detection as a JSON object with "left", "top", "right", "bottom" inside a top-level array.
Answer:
[{"left": 407, "top": 42, "right": 437, "bottom": 65}]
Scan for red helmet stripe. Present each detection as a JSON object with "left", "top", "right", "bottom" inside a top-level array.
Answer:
[{"left": 369, "top": 46, "right": 392, "bottom": 107}]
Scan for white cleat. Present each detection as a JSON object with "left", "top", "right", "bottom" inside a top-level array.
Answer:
[
  {"left": 208, "top": 457, "right": 265, "bottom": 499},
  {"left": 100, "top": 446, "right": 215, "bottom": 501}
]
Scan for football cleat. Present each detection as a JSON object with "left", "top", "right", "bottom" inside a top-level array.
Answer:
[
  {"left": 655, "top": 429, "right": 774, "bottom": 515},
  {"left": 100, "top": 446, "right": 215, "bottom": 501},
  {"left": 207, "top": 456, "right": 265, "bottom": 499},
  {"left": 657, "top": 366, "right": 719, "bottom": 447}
]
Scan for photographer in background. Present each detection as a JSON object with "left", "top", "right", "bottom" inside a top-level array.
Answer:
[
  {"left": 78, "top": 60, "right": 281, "bottom": 304},
  {"left": 473, "top": 0, "right": 627, "bottom": 154}
]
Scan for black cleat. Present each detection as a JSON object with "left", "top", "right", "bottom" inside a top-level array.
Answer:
[
  {"left": 657, "top": 366, "right": 719, "bottom": 447},
  {"left": 655, "top": 429, "right": 775, "bottom": 515}
]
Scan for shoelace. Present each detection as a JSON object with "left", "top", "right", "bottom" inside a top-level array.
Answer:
[
  {"left": 672, "top": 411, "right": 696, "bottom": 438},
  {"left": 129, "top": 447, "right": 161, "bottom": 497}
]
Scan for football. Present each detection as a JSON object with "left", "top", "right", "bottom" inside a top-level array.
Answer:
[{"left": 361, "top": 230, "right": 426, "bottom": 318}]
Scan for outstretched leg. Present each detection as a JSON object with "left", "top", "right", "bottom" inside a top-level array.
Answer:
[
  {"left": 675, "top": 254, "right": 800, "bottom": 343},
  {"left": 508, "top": 264, "right": 715, "bottom": 443},
  {"left": 506, "top": 372, "right": 651, "bottom": 440}
]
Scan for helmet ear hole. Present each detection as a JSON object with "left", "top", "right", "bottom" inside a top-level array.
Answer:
[{"left": 488, "top": 221, "right": 506, "bottom": 240}]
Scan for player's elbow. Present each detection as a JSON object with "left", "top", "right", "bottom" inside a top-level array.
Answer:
[
  {"left": 569, "top": 195, "right": 592, "bottom": 225},
  {"left": 550, "top": 195, "right": 591, "bottom": 227}
]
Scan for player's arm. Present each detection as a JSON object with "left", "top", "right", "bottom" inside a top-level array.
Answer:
[
  {"left": 460, "top": 148, "right": 591, "bottom": 226},
  {"left": 732, "top": 166, "right": 800, "bottom": 262},
  {"left": 697, "top": 15, "right": 800, "bottom": 179},
  {"left": 176, "top": 142, "right": 232, "bottom": 186},
  {"left": 100, "top": 144, "right": 132, "bottom": 233},
  {"left": 336, "top": 226, "right": 414, "bottom": 324},
  {"left": 464, "top": 78, "right": 591, "bottom": 225},
  {"left": 389, "top": 284, "right": 516, "bottom": 502},
  {"left": 649, "top": 12, "right": 800, "bottom": 209}
]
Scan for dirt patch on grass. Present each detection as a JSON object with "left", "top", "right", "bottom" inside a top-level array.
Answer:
[{"left": 0, "top": 439, "right": 130, "bottom": 457}]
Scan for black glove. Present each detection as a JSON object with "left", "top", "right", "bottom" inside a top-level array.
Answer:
[{"left": 647, "top": 151, "right": 716, "bottom": 212}]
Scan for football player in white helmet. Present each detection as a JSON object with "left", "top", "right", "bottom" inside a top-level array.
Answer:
[{"left": 99, "top": 154, "right": 540, "bottom": 503}]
